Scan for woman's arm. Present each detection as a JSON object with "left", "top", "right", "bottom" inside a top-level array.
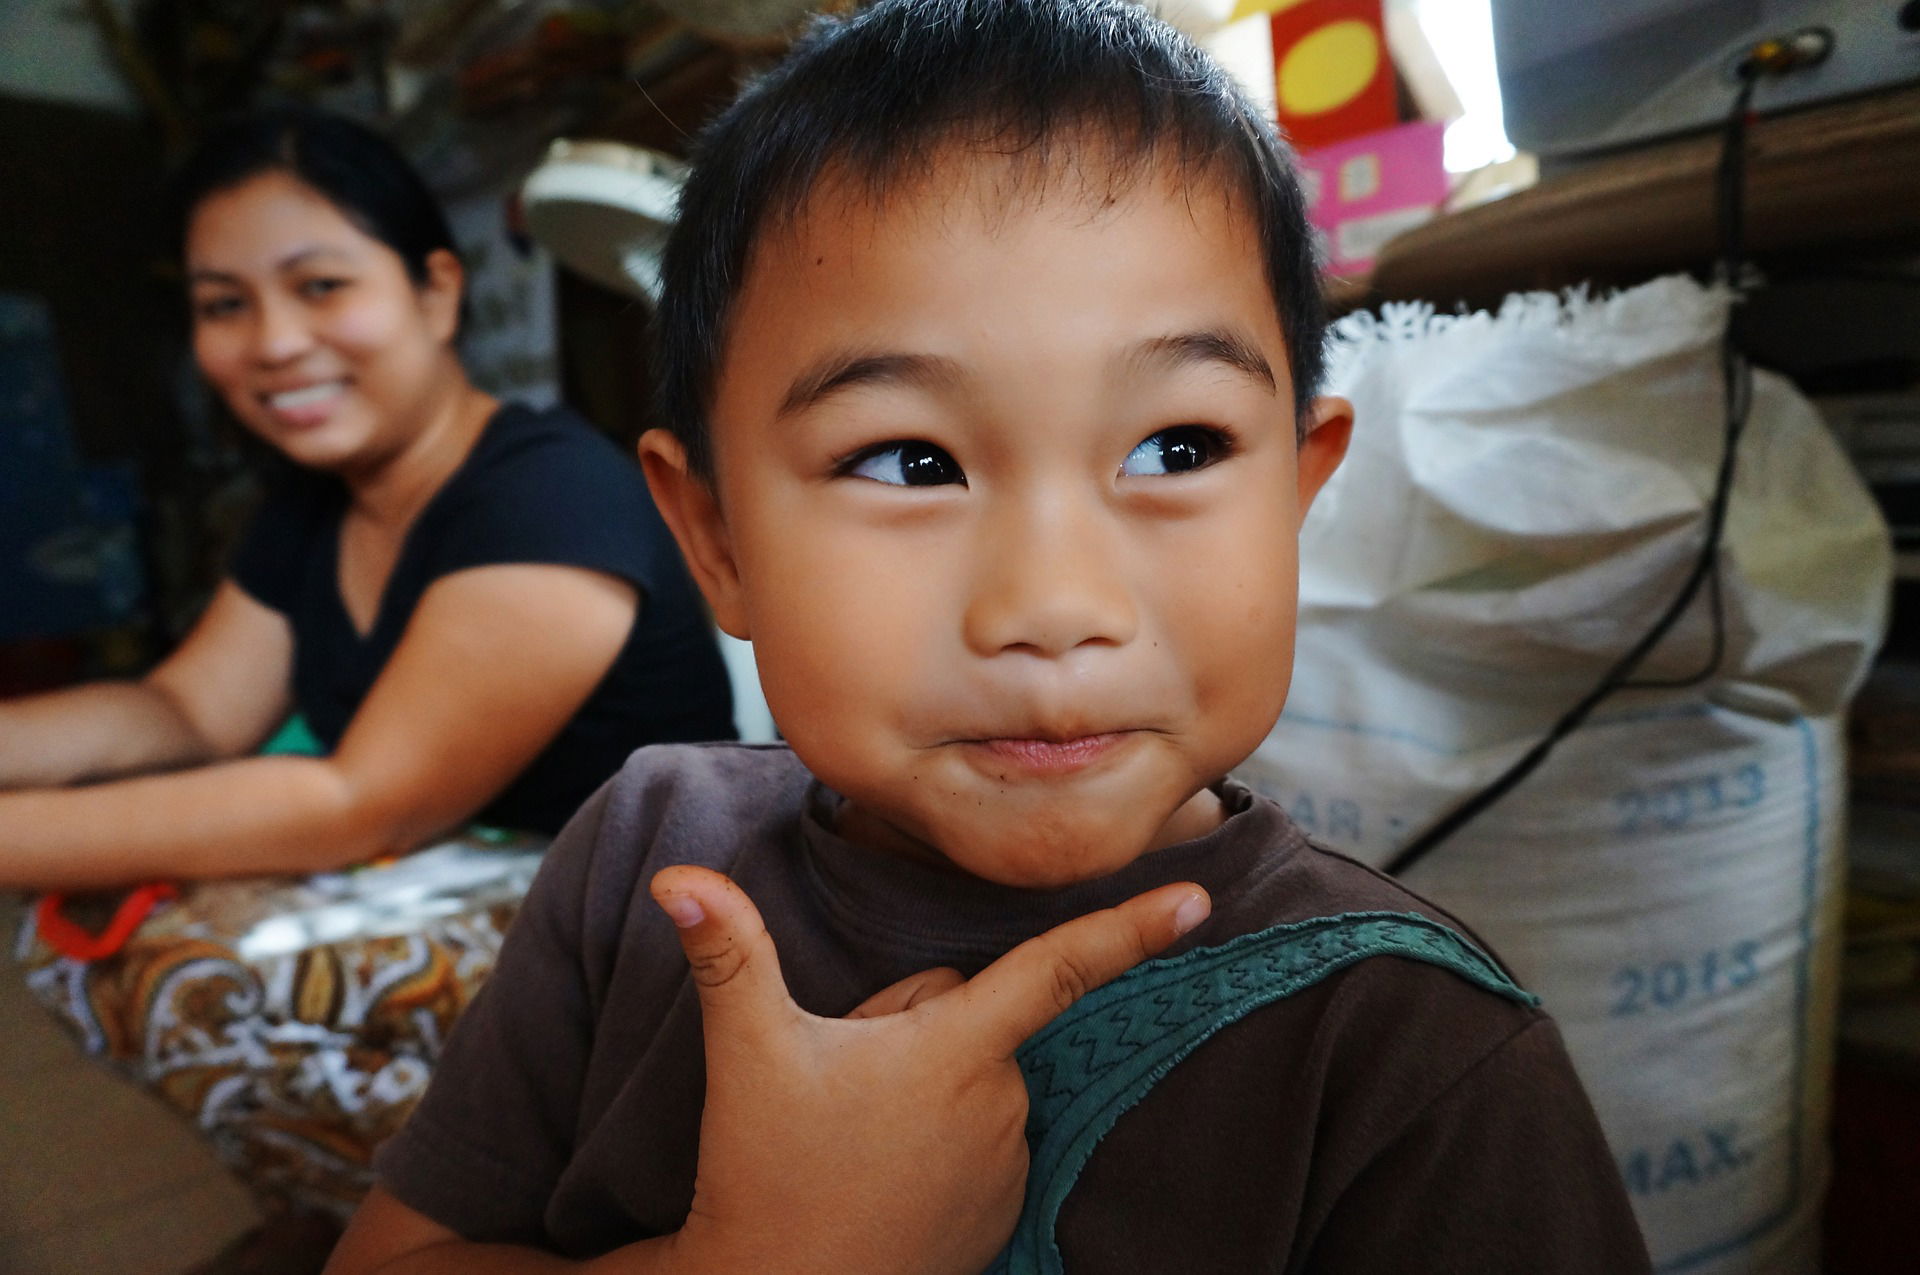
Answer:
[
  {"left": 0, "top": 582, "right": 295, "bottom": 789},
  {"left": 0, "top": 563, "right": 638, "bottom": 889}
]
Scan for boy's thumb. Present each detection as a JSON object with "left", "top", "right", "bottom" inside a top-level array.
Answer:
[
  {"left": 961, "top": 881, "right": 1209, "bottom": 1060},
  {"left": 650, "top": 865, "right": 795, "bottom": 1030}
]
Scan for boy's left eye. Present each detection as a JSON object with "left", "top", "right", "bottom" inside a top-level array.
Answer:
[
  {"left": 843, "top": 440, "right": 966, "bottom": 487},
  {"left": 1121, "top": 425, "right": 1228, "bottom": 477}
]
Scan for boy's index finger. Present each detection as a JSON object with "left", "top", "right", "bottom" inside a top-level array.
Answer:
[{"left": 954, "top": 882, "right": 1209, "bottom": 1059}]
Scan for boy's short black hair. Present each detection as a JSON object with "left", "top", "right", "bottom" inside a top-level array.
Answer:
[{"left": 655, "top": 0, "right": 1326, "bottom": 480}]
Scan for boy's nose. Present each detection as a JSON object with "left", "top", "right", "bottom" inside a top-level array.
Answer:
[{"left": 962, "top": 496, "right": 1138, "bottom": 659}]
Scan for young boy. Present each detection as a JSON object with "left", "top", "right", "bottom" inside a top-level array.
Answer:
[{"left": 331, "top": 1, "right": 1649, "bottom": 1271}]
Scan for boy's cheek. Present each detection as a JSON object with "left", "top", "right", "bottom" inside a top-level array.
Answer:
[
  {"left": 1186, "top": 597, "right": 1302, "bottom": 765},
  {"left": 746, "top": 591, "right": 930, "bottom": 754}
]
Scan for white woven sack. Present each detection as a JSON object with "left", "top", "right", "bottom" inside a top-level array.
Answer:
[{"left": 1237, "top": 276, "right": 1890, "bottom": 1274}]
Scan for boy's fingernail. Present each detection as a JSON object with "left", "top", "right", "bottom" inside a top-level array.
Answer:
[
  {"left": 1172, "top": 891, "right": 1210, "bottom": 936},
  {"left": 659, "top": 895, "right": 705, "bottom": 928}
]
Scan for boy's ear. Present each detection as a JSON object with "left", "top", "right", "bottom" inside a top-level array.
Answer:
[
  {"left": 637, "top": 429, "right": 751, "bottom": 639},
  {"left": 1296, "top": 395, "right": 1353, "bottom": 525}
]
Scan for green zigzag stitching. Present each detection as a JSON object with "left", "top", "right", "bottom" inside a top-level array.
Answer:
[{"left": 985, "top": 910, "right": 1539, "bottom": 1275}]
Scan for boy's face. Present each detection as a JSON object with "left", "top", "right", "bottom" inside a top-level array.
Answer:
[{"left": 643, "top": 151, "right": 1350, "bottom": 888}]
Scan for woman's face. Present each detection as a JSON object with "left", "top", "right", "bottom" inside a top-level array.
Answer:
[{"left": 186, "top": 170, "right": 462, "bottom": 473}]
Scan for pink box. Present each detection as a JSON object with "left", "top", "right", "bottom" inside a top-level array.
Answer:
[{"left": 1298, "top": 119, "right": 1450, "bottom": 276}]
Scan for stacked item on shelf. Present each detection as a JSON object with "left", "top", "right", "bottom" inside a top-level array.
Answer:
[
  {"left": 1843, "top": 659, "right": 1920, "bottom": 1065},
  {"left": 1827, "top": 657, "right": 1920, "bottom": 1275},
  {"left": 1825, "top": 379, "right": 1920, "bottom": 1065}
]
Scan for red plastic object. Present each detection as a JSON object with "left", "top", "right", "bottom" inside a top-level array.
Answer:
[
  {"left": 1269, "top": 0, "right": 1397, "bottom": 152},
  {"left": 35, "top": 882, "right": 178, "bottom": 961}
]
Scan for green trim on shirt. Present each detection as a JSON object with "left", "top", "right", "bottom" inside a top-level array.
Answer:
[
  {"left": 988, "top": 911, "right": 1539, "bottom": 1275},
  {"left": 260, "top": 714, "right": 325, "bottom": 757}
]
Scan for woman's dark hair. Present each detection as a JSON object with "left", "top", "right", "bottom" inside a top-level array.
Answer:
[
  {"left": 654, "top": 0, "right": 1327, "bottom": 481},
  {"left": 169, "top": 107, "right": 458, "bottom": 283}
]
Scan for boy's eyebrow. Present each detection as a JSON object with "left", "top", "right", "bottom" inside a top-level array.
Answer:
[
  {"left": 1127, "top": 329, "right": 1277, "bottom": 394},
  {"left": 776, "top": 329, "right": 1275, "bottom": 418},
  {"left": 777, "top": 352, "right": 965, "bottom": 419}
]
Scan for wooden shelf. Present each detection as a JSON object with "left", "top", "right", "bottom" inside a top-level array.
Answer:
[{"left": 1365, "top": 83, "right": 1920, "bottom": 310}]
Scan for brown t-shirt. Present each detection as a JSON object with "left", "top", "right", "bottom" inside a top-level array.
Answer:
[{"left": 375, "top": 743, "right": 1650, "bottom": 1272}]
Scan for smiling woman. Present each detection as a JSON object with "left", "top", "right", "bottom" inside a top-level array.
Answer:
[
  {"left": 0, "top": 109, "right": 734, "bottom": 882},
  {"left": 0, "top": 107, "right": 734, "bottom": 1235},
  {"left": 186, "top": 171, "right": 464, "bottom": 481}
]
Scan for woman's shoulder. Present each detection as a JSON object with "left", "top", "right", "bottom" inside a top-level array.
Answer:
[
  {"left": 416, "top": 400, "right": 669, "bottom": 579},
  {"left": 465, "top": 400, "right": 643, "bottom": 490}
]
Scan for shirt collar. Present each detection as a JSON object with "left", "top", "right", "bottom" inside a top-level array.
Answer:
[{"left": 796, "top": 777, "right": 1298, "bottom": 969}]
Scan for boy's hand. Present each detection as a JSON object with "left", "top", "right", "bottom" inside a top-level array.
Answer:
[{"left": 649, "top": 865, "right": 1209, "bottom": 1275}]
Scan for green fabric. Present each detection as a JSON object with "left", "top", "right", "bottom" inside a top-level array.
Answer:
[
  {"left": 260, "top": 715, "right": 325, "bottom": 757},
  {"left": 986, "top": 911, "right": 1539, "bottom": 1275}
]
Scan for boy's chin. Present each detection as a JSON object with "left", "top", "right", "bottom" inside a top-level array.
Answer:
[
  {"left": 939, "top": 782, "right": 1229, "bottom": 889},
  {"left": 836, "top": 792, "right": 1164, "bottom": 887},
  {"left": 831, "top": 765, "right": 1228, "bottom": 889},
  {"left": 914, "top": 810, "right": 1191, "bottom": 890}
]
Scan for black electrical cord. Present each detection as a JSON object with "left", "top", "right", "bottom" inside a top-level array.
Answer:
[
  {"left": 1383, "top": 67, "right": 1763, "bottom": 878},
  {"left": 1620, "top": 70, "right": 1764, "bottom": 696}
]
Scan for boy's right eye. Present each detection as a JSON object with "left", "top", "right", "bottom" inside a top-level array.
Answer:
[{"left": 841, "top": 441, "right": 966, "bottom": 487}]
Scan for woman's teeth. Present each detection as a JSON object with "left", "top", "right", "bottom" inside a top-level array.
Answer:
[{"left": 267, "top": 381, "right": 346, "bottom": 410}]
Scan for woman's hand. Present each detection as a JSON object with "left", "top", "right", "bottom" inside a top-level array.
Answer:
[
  {"left": 0, "top": 582, "right": 294, "bottom": 791},
  {"left": 651, "top": 865, "right": 1210, "bottom": 1275}
]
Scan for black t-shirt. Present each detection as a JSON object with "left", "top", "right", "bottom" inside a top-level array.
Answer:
[
  {"left": 229, "top": 402, "right": 735, "bottom": 833},
  {"left": 377, "top": 745, "right": 1651, "bottom": 1272}
]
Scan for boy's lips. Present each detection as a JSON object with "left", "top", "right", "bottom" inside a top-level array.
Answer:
[{"left": 963, "top": 732, "right": 1132, "bottom": 776}]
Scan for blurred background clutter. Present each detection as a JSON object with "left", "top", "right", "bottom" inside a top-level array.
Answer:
[{"left": 1, "top": 2, "right": 1918, "bottom": 1273}]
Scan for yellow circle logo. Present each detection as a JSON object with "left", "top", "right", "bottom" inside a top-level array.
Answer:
[{"left": 1277, "top": 19, "right": 1381, "bottom": 117}]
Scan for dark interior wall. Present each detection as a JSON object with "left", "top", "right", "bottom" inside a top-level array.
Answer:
[
  {"left": 0, "top": 94, "right": 186, "bottom": 468},
  {"left": 555, "top": 265, "right": 655, "bottom": 449},
  {"left": 0, "top": 94, "right": 252, "bottom": 643}
]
